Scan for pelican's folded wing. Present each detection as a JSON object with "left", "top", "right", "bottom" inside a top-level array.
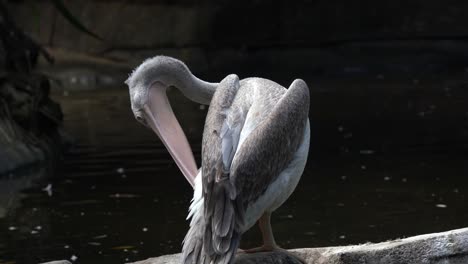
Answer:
[
  {"left": 230, "top": 79, "right": 310, "bottom": 216},
  {"left": 200, "top": 74, "right": 244, "bottom": 264}
]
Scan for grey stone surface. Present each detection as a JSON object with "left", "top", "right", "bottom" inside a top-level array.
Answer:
[
  {"left": 129, "top": 227, "right": 468, "bottom": 264},
  {"left": 39, "top": 261, "right": 72, "bottom": 264}
]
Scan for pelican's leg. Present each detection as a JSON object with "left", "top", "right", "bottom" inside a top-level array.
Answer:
[
  {"left": 243, "top": 212, "right": 278, "bottom": 252},
  {"left": 243, "top": 212, "right": 306, "bottom": 263}
]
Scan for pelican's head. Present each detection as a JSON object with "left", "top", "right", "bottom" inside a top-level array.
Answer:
[
  {"left": 126, "top": 56, "right": 179, "bottom": 126},
  {"left": 125, "top": 56, "right": 198, "bottom": 186},
  {"left": 126, "top": 75, "right": 149, "bottom": 127}
]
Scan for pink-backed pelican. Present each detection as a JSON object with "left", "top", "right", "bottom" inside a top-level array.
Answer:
[{"left": 126, "top": 56, "right": 310, "bottom": 264}]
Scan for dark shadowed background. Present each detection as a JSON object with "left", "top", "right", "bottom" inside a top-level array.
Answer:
[{"left": 1, "top": 0, "right": 468, "bottom": 263}]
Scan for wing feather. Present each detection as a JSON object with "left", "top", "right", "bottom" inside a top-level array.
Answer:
[
  {"left": 201, "top": 74, "right": 243, "bottom": 263},
  {"left": 230, "top": 79, "right": 310, "bottom": 211},
  {"left": 196, "top": 77, "right": 310, "bottom": 264}
]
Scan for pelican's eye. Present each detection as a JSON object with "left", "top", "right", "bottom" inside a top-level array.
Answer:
[{"left": 134, "top": 110, "right": 147, "bottom": 126}]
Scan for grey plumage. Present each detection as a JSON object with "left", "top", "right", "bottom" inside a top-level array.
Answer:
[
  {"left": 182, "top": 208, "right": 205, "bottom": 264},
  {"left": 182, "top": 76, "right": 309, "bottom": 264},
  {"left": 231, "top": 79, "right": 309, "bottom": 209},
  {"left": 126, "top": 56, "right": 310, "bottom": 264},
  {"left": 201, "top": 75, "right": 242, "bottom": 264},
  {"left": 182, "top": 74, "right": 243, "bottom": 264},
  {"left": 126, "top": 56, "right": 217, "bottom": 115}
]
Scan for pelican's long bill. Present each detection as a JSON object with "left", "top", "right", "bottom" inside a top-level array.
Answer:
[{"left": 142, "top": 83, "right": 198, "bottom": 187}]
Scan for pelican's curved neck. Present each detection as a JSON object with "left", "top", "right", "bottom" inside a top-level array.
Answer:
[
  {"left": 129, "top": 56, "right": 218, "bottom": 105},
  {"left": 178, "top": 75, "right": 218, "bottom": 105}
]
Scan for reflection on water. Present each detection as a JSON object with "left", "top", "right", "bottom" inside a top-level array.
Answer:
[
  {"left": 0, "top": 85, "right": 467, "bottom": 264},
  {"left": 0, "top": 167, "right": 48, "bottom": 218}
]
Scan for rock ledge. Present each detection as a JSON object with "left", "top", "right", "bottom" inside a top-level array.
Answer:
[{"left": 130, "top": 227, "right": 468, "bottom": 264}]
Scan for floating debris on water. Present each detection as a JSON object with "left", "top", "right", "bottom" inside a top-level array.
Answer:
[
  {"left": 42, "top": 184, "right": 53, "bottom": 197},
  {"left": 30, "top": 230, "right": 38, "bottom": 235},
  {"left": 361, "top": 165, "right": 367, "bottom": 170},
  {"left": 384, "top": 176, "right": 391, "bottom": 181},
  {"left": 402, "top": 178, "right": 407, "bottom": 183},
  {"left": 8, "top": 226, "right": 17, "bottom": 231},
  {"left": 61, "top": 200, "right": 101, "bottom": 206},
  {"left": 436, "top": 204, "right": 447, "bottom": 208},
  {"left": 70, "top": 255, "right": 78, "bottom": 262},
  {"left": 116, "top": 167, "right": 125, "bottom": 174},
  {"left": 279, "top": 214, "right": 294, "bottom": 219},
  {"left": 93, "top": 234, "right": 108, "bottom": 239},
  {"left": 112, "top": 245, "right": 135, "bottom": 250},
  {"left": 339, "top": 235, "right": 346, "bottom": 239},
  {"left": 109, "top": 193, "right": 140, "bottom": 199},
  {"left": 34, "top": 226, "right": 42, "bottom": 230},
  {"left": 142, "top": 227, "right": 149, "bottom": 232}
]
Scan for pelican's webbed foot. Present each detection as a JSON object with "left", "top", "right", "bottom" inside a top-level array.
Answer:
[
  {"left": 241, "top": 245, "right": 306, "bottom": 263},
  {"left": 239, "top": 212, "right": 306, "bottom": 263}
]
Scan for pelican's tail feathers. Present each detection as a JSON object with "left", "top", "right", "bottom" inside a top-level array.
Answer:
[
  {"left": 212, "top": 231, "right": 241, "bottom": 264},
  {"left": 182, "top": 206, "right": 205, "bottom": 264},
  {"left": 182, "top": 174, "right": 206, "bottom": 264},
  {"left": 204, "top": 176, "right": 241, "bottom": 264}
]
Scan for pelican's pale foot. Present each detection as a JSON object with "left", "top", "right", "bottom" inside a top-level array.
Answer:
[
  {"left": 244, "top": 245, "right": 306, "bottom": 263},
  {"left": 243, "top": 244, "right": 278, "bottom": 253},
  {"left": 241, "top": 212, "right": 306, "bottom": 263}
]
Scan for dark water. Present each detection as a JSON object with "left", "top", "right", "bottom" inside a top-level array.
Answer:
[{"left": 1, "top": 83, "right": 468, "bottom": 264}]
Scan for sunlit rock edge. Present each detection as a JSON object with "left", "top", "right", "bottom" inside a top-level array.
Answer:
[{"left": 127, "top": 227, "right": 468, "bottom": 264}]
